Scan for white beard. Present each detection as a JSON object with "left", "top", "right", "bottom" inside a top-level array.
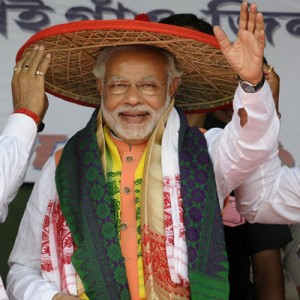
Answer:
[{"left": 101, "top": 94, "right": 171, "bottom": 144}]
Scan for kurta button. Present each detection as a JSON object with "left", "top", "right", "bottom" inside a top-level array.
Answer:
[
  {"left": 122, "top": 256, "right": 127, "bottom": 263},
  {"left": 123, "top": 186, "right": 131, "bottom": 194},
  {"left": 120, "top": 222, "right": 128, "bottom": 231},
  {"left": 125, "top": 155, "right": 134, "bottom": 163}
]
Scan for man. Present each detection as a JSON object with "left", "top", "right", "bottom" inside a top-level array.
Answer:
[
  {"left": 7, "top": 2, "right": 279, "bottom": 300},
  {"left": 0, "top": 45, "right": 50, "bottom": 299}
]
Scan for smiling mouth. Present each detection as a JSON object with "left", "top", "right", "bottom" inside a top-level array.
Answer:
[
  {"left": 119, "top": 111, "right": 150, "bottom": 122},
  {"left": 120, "top": 111, "right": 149, "bottom": 117}
]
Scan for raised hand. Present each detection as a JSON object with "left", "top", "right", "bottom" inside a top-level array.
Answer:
[
  {"left": 213, "top": 1, "right": 265, "bottom": 85},
  {"left": 12, "top": 44, "right": 51, "bottom": 123}
]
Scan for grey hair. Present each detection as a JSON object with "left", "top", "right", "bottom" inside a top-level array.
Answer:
[{"left": 93, "top": 45, "right": 182, "bottom": 84}]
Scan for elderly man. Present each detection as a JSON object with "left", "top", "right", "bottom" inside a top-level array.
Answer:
[{"left": 6, "top": 2, "right": 278, "bottom": 300}]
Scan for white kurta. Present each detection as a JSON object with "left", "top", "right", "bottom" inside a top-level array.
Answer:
[
  {"left": 0, "top": 113, "right": 37, "bottom": 222},
  {"left": 236, "top": 159, "right": 300, "bottom": 224},
  {"left": 0, "top": 113, "right": 37, "bottom": 300},
  {"left": 7, "top": 83, "right": 285, "bottom": 300}
]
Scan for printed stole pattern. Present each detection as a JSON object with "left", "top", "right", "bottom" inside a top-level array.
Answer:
[{"left": 55, "top": 107, "right": 229, "bottom": 299}]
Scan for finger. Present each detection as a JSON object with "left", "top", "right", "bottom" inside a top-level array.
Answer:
[
  {"left": 239, "top": 1, "right": 249, "bottom": 30},
  {"left": 247, "top": 3, "right": 257, "bottom": 33},
  {"left": 213, "top": 25, "right": 232, "bottom": 53},
  {"left": 257, "top": 28, "right": 266, "bottom": 50},
  {"left": 20, "top": 44, "right": 39, "bottom": 72},
  {"left": 263, "top": 63, "right": 274, "bottom": 75},
  {"left": 16, "top": 51, "right": 30, "bottom": 66},
  {"left": 255, "top": 12, "right": 265, "bottom": 33},
  {"left": 27, "top": 45, "right": 47, "bottom": 76},
  {"left": 13, "top": 52, "right": 30, "bottom": 75},
  {"left": 35, "top": 52, "right": 51, "bottom": 76}
]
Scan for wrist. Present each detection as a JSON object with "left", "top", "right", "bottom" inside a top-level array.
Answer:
[
  {"left": 13, "top": 108, "right": 45, "bottom": 132},
  {"left": 14, "top": 108, "right": 40, "bottom": 124},
  {"left": 238, "top": 75, "right": 265, "bottom": 93},
  {"left": 238, "top": 73, "right": 264, "bottom": 86}
]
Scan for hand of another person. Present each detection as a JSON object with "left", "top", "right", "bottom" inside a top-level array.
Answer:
[
  {"left": 213, "top": 1, "right": 265, "bottom": 85},
  {"left": 263, "top": 63, "right": 280, "bottom": 114},
  {"left": 12, "top": 44, "right": 51, "bottom": 123}
]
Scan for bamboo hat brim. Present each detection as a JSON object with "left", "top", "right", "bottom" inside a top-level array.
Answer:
[{"left": 16, "top": 19, "right": 237, "bottom": 112}]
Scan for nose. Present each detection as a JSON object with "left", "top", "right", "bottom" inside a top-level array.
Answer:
[{"left": 123, "top": 83, "right": 143, "bottom": 106}]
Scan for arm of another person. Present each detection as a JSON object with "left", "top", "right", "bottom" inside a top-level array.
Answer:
[
  {"left": 246, "top": 223, "right": 291, "bottom": 300},
  {"left": 252, "top": 248, "right": 285, "bottom": 300},
  {"left": 235, "top": 160, "right": 300, "bottom": 223},
  {"left": 205, "top": 2, "right": 279, "bottom": 204},
  {"left": 205, "top": 82, "right": 279, "bottom": 204},
  {"left": 233, "top": 56, "right": 300, "bottom": 223},
  {"left": 0, "top": 45, "right": 50, "bottom": 222},
  {"left": 0, "top": 114, "right": 37, "bottom": 222}
]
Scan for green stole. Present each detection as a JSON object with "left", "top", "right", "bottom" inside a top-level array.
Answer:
[{"left": 55, "top": 107, "right": 229, "bottom": 299}]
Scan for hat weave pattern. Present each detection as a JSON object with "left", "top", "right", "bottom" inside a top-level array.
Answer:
[{"left": 17, "top": 20, "right": 237, "bottom": 112}]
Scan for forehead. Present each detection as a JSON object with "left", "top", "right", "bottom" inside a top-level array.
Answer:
[{"left": 104, "top": 47, "right": 169, "bottom": 80}]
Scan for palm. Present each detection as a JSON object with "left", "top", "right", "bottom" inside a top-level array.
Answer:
[{"left": 214, "top": 1, "right": 265, "bottom": 84}]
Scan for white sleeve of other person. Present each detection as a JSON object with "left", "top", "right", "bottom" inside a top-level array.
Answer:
[
  {"left": 235, "top": 156, "right": 300, "bottom": 224},
  {"left": 207, "top": 83, "right": 300, "bottom": 223},
  {"left": 0, "top": 113, "right": 37, "bottom": 222},
  {"left": 206, "top": 81, "right": 279, "bottom": 208}
]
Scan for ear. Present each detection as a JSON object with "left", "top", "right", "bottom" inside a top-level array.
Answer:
[
  {"left": 168, "top": 77, "right": 180, "bottom": 98},
  {"left": 97, "top": 79, "right": 103, "bottom": 95}
]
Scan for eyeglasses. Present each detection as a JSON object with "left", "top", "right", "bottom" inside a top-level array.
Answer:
[{"left": 103, "top": 80, "right": 167, "bottom": 96}]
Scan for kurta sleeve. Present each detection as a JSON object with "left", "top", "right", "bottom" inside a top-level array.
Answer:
[
  {"left": 0, "top": 113, "right": 37, "bottom": 222},
  {"left": 235, "top": 158, "right": 300, "bottom": 224},
  {"left": 205, "top": 82, "right": 279, "bottom": 208}
]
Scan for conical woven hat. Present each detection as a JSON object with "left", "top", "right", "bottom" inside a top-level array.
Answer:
[{"left": 16, "top": 19, "right": 237, "bottom": 112}]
